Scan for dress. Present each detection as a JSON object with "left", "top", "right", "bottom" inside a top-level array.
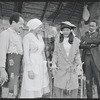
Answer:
[{"left": 20, "top": 33, "right": 50, "bottom": 98}]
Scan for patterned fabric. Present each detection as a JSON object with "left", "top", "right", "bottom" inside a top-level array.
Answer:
[{"left": 0, "top": 28, "right": 23, "bottom": 68}]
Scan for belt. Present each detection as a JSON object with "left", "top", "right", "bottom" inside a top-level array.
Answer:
[{"left": 7, "top": 53, "right": 22, "bottom": 56}]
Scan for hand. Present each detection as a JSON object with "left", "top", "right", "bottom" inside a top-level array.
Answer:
[
  {"left": 0, "top": 68, "right": 8, "bottom": 86},
  {"left": 50, "top": 63, "right": 59, "bottom": 71},
  {"left": 90, "top": 44, "right": 96, "bottom": 47},
  {"left": 76, "top": 64, "right": 83, "bottom": 75},
  {"left": 28, "top": 71, "right": 35, "bottom": 80},
  {"left": 50, "top": 63, "right": 59, "bottom": 75},
  {"left": 83, "top": 41, "right": 86, "bottom": 44}
]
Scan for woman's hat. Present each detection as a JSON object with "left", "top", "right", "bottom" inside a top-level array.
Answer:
[
  {"left": 60, "top": 21, "right": 76, "bottom": 30},
  {"left": 27, "top": 18, "right": 42, "bottom": 31}
]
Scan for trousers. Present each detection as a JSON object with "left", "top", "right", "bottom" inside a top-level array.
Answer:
[
  {"left": 2, "top": 53, "right": 22, "bottom": 97},
  {"left": 84, "top": 54, "right": 100, "bottom": 98}
]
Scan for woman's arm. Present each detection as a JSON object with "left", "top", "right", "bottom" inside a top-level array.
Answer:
[{"left": 23, "top": 36, "right": 32, "bottom": 71}]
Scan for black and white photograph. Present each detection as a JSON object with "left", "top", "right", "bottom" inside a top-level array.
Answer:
[{"left": 0, "top": 1, "right": 100, "bottom": 98}]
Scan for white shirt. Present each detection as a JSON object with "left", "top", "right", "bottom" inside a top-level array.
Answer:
[
  {"left": 0, "top": 28, "right": 23, "bottom": 68},
  {"left": 63, "top": 37, "right": 71, "bottom": 56}
]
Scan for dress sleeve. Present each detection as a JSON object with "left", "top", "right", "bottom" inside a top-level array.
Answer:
[
  {"left": 23, "top": 36, "right": 32, "bottom": 71},
  {"left": 0, "top": 31, "right": 9, "bottom": 68}
]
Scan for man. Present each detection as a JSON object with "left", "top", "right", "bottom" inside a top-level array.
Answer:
[
  {"left": 80, "top": 19, "right": 100, "bottom": 98},
  {"left": 0, "top": 12, "right": 24, "bottom": 98}
]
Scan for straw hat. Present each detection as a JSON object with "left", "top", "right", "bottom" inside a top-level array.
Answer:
[{"left": 60, "top": 21, "right": 76, "bottom": 30}]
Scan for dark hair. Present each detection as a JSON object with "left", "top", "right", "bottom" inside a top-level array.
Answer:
[
  {"left": 59, "top": 32, "right": 74, "bottom": 44},
  {"left": 9, "top": 12, "right": 23, "bottom": 25},
  {"left": 90, "top": 19, "right": 98, "bottom": 26}
]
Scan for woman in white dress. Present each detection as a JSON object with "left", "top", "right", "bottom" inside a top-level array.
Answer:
[{"left": 20, "top": 18, "right": 50, "bottom": 98}]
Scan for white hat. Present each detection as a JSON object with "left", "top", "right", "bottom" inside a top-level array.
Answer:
[
  {"left": 27, "top": 18, "right": 42, "bottom": 31},
  {"left": 60, "top": 21, "right": 76, "bottom": 29}
]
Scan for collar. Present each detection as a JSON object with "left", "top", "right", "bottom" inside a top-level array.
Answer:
[
  {"left": 8, "top": 28, "right": 20, "bottom": 35},
  {"left": 89, "top": 30, "right": 96, "bottom": 33}
]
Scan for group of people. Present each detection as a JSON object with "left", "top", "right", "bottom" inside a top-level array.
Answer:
[{"left": 0, "top": 12, "right": 100, "bottom": 98}]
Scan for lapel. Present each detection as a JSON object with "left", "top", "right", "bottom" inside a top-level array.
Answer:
[
  {"left": 57, "top": 37, "right": 79, "bottom": 64},
  {"left": 68, "top": 39, "right": 76, "bottom": 63},
  {"left": 58, "top": 42, "right": 71, "bottom": 64},
  {"left": 90, "top": 31, "right": 98, "bottom": 38},
  {"left": 68, "top": 37, "right": 79, "bottom": 63},
  {"left": 85, "top": 31, "right": 98, "bottom": 38}
]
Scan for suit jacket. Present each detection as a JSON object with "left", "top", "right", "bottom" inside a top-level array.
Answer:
[
  {"left": 80, "top": 31, "right": 100, "bottom": 72},
  {"left": 52, "top": 35, "right": 82, "bottom": 90}
]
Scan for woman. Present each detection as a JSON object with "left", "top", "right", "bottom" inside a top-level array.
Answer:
[
  {"left": 51, "top": 21, "right": 83, "bottom": 98},
  {"left": 20, "top": 18, "right": 50, "bottom": 98}
]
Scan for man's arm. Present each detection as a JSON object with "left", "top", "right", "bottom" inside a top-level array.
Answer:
[
  {"left": 0, "top": 30, "right": 9, "bottom": 84},
  {"left": 79, "top": 34, "right": 91, "bottom": 49},
  {"left": 86, "top": 32, "right": 100, "bottom": 45},
  {"left": 0, "top": 31, "right": 9, "bottom": 68}
]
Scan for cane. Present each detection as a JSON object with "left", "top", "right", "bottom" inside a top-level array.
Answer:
[
  {"left": 80, "top": 72, "right": 83, "bottom": 98},
  {"left": 78, "top": 62, "right": 84, "bottom": 98},
  {"left": 47, "top": 61, "right": 53, "bottom": 98},
  {"left": 80, "top": 62, "right": 84, "bottom": 98}
]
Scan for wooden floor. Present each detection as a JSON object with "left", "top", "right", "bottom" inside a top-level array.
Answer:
[
  {"left": 42, "top": 90, "right": 98, "bottom": 98},
  {"left": 42, "top": 82, "right": 98, "bottom": 98},
  {"left": 0, "top": 74, "right": 98, "bottom": 98}
]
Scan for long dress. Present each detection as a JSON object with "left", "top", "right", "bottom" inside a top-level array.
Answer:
[{"left": 20, "top": 33, "right": 50, "bottom": 98}]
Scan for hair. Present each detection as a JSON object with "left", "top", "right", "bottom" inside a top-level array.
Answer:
[
  {"left": 9, "top": 12, "right": 23, "bottom": 25},
  {"left": 59, "top": 31, "right": 74, "bottom": 44},
  {"left": 90, "top": 19, "right": 98, "bottom": 26}
]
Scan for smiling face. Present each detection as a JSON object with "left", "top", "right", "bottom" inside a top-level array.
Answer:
[
  {"left": 89, "top": 21, "right": 98, "bottom": 32},
  {"left": 61, "top": 27, "right": 71, "bottom": 38}
]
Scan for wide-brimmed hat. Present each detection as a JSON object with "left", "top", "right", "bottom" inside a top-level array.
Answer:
[
  {"left": 27, "top": 18, "right": 42, "bottom": 31},
  {"left": 60, "top": 21, "right": 76, "bottom": 30}
]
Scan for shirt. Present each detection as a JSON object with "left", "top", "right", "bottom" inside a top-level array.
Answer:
[
  {"left": 0, "top": 28, "right": 23, "bottom": 68},
  {"left": 63, "top": 37, "right": 71, "bottom": 56}
]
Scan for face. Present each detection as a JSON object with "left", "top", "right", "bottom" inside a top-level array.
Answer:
[
  {"left": 89, "top": 22, "right": 97, "bottom": 32},
  {"left": 62, "top": 27, "right": 71, "bottom": 38},
  {"left": 35, "top": 24, "right": 43, "bottom": 34},
  {"left": 13, "top": 17, "right": 24, "bottom": 32}
]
